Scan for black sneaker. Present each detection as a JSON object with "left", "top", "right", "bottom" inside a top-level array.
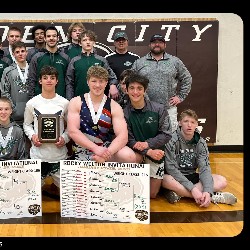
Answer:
[{"left": 163, "top": 189, "right": 181, "bottom": 204}]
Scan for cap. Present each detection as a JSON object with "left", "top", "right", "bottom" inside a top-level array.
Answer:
[
  {"left": 150, "top": 34, "right": 166, "bottom": 43},
  {"left": 114, "top": 31, "right": 128, "bottom": 41}
]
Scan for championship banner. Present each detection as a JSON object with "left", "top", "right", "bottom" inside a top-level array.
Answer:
[
  {"left": 0, "top": 159, "right": 42, "bottom": 219},
  {"left": 60, "top": 160, "right": 150, "bottom": 224},
  {"left": 0, "top": 20, "right": 218, "bottom": 142}
]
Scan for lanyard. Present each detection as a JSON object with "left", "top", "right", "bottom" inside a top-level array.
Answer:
[
  {"left": 0, "top": 126, "right": 13, "bottom": 148},
  {"left": 9, "top": 45, "right": 17, "bottom": 64},
  {"left": 16, "top": 63, "right": 29, "bottom": 84}
]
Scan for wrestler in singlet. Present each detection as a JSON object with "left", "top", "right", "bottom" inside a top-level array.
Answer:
[{"left": 72, "top": 94, "right": 113, "bottom": 161}]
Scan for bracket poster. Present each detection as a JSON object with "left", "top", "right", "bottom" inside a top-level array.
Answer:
[
  {"left": 0, "top": 159, "right": 42, "bottom": 219},
  {"left": 60, "top": 160, "right": 150, "bottom": 224}
]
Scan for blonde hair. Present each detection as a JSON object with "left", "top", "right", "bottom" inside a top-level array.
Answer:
[
  {"left": 179, "top": 109, "right": 198, "bottom": 122},
  {"left": 87, "top": 65, "right": 109, "bottom": 81},
  {"left": 67, "top": 22, "right": 86, "bottom": 42}
]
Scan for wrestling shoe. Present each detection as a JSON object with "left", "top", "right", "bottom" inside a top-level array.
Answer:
[
  {"left": 163, "top": 189, "right": 181, "bottom": 204},
  {"left": 211, "top": 192, "right": 237, "bottom": 205}
]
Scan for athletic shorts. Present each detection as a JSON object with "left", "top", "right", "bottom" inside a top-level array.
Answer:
[
  {"left": 185, "top": 173, "right": 199, "bottom": 184},
  {"left": 144, "top": 157, "right": 164, "bottom": 179},
  {"left": 41, "top": 162, "right": 60, "bottom": 179},
  {"left": 72, "top": 141, "right": 111, "bottom": 161}
]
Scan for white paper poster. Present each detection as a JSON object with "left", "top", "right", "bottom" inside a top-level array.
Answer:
[
  {"left": 0, "top": 159, "right": 42, "bottom": 219},
  {"left": 60, "top": 160, "right": 150, "bottom": 224}
]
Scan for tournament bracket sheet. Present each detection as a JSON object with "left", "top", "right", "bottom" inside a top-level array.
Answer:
[
  {"left": 60, "top": 160, "right": 150, "bottom": 224},
  {"left": 0, "top": 159, "right": 42, "bottom": 219}
]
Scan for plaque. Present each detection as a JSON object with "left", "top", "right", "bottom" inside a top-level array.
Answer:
[{"left": 38, "top": 114, "right": 60, "bottom": 143}]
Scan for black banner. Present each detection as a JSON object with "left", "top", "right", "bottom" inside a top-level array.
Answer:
[{"left": 0, "top": 20, "right": 218, "bottom": 142}]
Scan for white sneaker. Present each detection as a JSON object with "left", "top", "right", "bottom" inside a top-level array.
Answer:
[{"left": 211, "top": 192, "right": 237, "bottom": 205}]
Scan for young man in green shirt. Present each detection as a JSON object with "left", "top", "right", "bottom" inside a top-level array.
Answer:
[{"left": 123, "top": 72, "right": 172, "bottom": 198}]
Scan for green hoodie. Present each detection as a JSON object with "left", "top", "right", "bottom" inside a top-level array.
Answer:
[{"left": 27, "top": 48, "right": 70, "bottom": 98}]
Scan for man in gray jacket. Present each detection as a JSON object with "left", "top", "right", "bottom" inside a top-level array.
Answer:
[
  {"left": 132, "top": 34, "right": 192, "bottom": 132},
  {"left": 162, "top": 109, "right": 237, "bottom": 207}
]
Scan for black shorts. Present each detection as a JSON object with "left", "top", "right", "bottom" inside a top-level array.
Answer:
[
  {"left": 41, "top": 162, "right": 60, "bottom": 179},
  {"left": 185, "top": 173, "right": 199, "bottom": 184}
]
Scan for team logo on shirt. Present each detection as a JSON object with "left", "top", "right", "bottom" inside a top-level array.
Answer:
[
  {"left": 124, "top": 61, "right": 132, "bottom": 67},
  {"left": 146, "top": 117, "right": 157, "bottom": 124},
  {"left": 56, "top": 59, "right": 65, "bottom": 65}
]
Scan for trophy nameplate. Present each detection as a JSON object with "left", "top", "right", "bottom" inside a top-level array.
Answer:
[{"left": 38, "top": 114, "right": 60, "bottom": 143}]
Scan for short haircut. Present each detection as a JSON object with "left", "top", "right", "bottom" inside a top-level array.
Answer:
[
  {"left": 87, "top": 65, "right": 109, "bottom": 81},
  {"left": 0, "top": 96, "right": 12, "bottom": 109},
  {"left": 79, "top": 30, "right": 97, "bottom": 43},
  {"left": 7, "top": 26, "right": 22, "bottom": 37},
  {"left": 31, "top": 24, "right": 46, "bottom": 39},
  {"left": 125, "top": 72, "right": 149, "bottom": 90},
  {"left": 45, "top": 26, "right": 59, "bottom": 36},
  {"left": 119, "top": 69, "right": 135, "bottom": 82},
  {"left": 179, "top": 109, "right": 199, "bottom": 122},
  {"left": 39, "top": 65, "right": 59, "bottom": 80},
  {"left": 11, "top": 41, "right": 27, "bottom": 53},
  {"left": 67, "top": 22, "right": 86, "bottom": 42}
]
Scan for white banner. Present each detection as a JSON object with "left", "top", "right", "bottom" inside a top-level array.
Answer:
[
  {"left": 0, "top": 159, "right": 42, "bottom": 219},
  {"left": 60, "top": 160, "right": 150, "bottom": 224}
]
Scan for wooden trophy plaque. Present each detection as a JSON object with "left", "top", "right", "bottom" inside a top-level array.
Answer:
[{"left": 38, "top": 114, "right": 60, "bottom": 143}]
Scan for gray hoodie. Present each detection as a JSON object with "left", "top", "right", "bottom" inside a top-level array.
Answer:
[
  {"left": 0, "top": 63, "right": 30, "bottom": 126},
  {"left": 0, "top": 121, "right": 26, "bottom": 160},
  {"left": 164, "top": 127, "right": 214, "bottom": 195}
]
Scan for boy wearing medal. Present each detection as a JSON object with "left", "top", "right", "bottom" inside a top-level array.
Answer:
[
  {"left": 67, "top": 65, "right": 137, "bottom": 163},
  {"left": 0, "top": 96, "right": 26, "bottom": 160},
  {"left": 0, "top": 41, "right": 29, "bottom": 128},
  {"left": 0, "top": 41, "right": 30, "bottom": 158}
]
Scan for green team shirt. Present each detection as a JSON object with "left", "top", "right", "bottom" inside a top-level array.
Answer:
[
  {"left": 127, "top": 109, "right": 160, "bottom": 142},
  {"left": 63, "top": 43, "right": 82, "bottom": 59},
  {"left": 27, "top": 49, "right": 70, "bottom": 98},
  {"left": 66, "top": 52, "right": 118, "bottom": 100},
  {"left": 124, "top": 100, "right": 172, "bottom": 164}
]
